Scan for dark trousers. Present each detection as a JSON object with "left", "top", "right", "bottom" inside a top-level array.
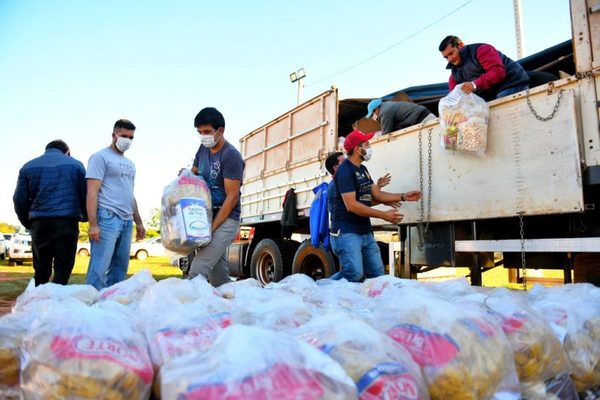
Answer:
[{"left": 30, "top": 218, "right": 79, "bottom": 286}]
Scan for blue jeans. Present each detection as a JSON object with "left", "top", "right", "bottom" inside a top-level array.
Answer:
[
  {"left": 86, "top": 208, "right": 133, "bottom": 290},
  {"left": 329, "top": 232, "right": 384, "bottom": 282},
  {"left": 496, "top": 84, "right": 529, "bottom": 99}
]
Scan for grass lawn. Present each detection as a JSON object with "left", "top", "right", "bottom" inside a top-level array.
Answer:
[{"left": 0, "top": 256, "right": 182, "bottom": 307}]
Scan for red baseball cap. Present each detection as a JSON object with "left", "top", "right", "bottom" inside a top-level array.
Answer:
[{"left": 343, "top": 130, "right": 376, "bottom": 152}]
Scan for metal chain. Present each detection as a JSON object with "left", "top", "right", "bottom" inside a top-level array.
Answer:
[
  {"left": 418, "top": 130, "right": 424, "bottom": 223},
  {"left": 525, "top": 89, "right": 563, "bottom": 122},
  {"left": 426, "top": 128, "right": 432, "bottom": 231},
  {"left": 417, "top": 129, "right": 433, "bottom": 249},
  {"left": 518, "top": 212, "right": 527, "bottom": 290}
]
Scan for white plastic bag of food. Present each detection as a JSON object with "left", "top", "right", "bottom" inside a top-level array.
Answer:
[
  {"left": 232, "top": 289, "right": 316, "bottom": 331},
  {"left": 307, "top": 285, "right": 373, "bottom": 323},
  {"left": 0, "top": 312, "right": 31, "bottom": 398},
  {"left": 218, "top": 278, "right": 263, "bottom": 299},
  {"left": 141, "top": 298, "right": 232, "bottom": 397},
  {"left": 439, "top": 84, "right": 489, "bottom": 156},
  {"left": 371, "top": 287, "right": 520, "bottom": 400},
  {"left": 294, "top": 314, "right": 430, "bottom": 399},
  {"left": 459, "top": 288, "right": 577, "bottom": 399},
  {"left": 160, "top": 324, "right": 358, "bottom": 399},
  {"left": 529, "top": 284, "right": 600, "bottom": 394},
  {"left": 266, "top": 273, "right": 319, "bottom": 298},
  {"left": 360, "top": 275, "right": 420, "bottom": 298},
  {"left": 98, "top": 269, "right": 157, "bottom": 305},
  {"left": 160, "top": 169, "right": 212, "bottom": 255},
  {"left": 20, "top": 302, "right": 153, "bottom": 400},
  {"left": 316, "top": 278, "right": 362, "bottom": 293},
  {"left": 140, "top": 276, "right": 219, "bottom": 306},
  {"left": 14, "top": 280, "right": 99, "bottom": 312}
]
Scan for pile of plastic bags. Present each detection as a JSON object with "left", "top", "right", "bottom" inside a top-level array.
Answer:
[{"left": 1, "top": 271, "right": 599, "bottom": 400}]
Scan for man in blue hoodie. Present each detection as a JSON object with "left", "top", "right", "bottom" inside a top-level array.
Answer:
[{"left": 13, "top": 140, "right": 87, "bottom": 286}]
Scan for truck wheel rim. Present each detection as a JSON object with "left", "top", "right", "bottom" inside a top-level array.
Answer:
[
  {"left": 257, "top": 253, "right": 275, "bottom": 283},
  {"left": 302, "top": 255, "right": 324, "bottom": 280}
]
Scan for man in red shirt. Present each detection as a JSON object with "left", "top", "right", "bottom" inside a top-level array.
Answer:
[{"left": 439, "top": 35, "right": 529, "bottom": 100}]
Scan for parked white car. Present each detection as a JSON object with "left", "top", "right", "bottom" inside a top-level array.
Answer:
[
  {"left": 130, "top": 237, "right": 166, "bottom": 260},
  {"left": 0, "top": 235, "right": 6, "bottom": 260},
  {"left": 7, "top": 230, "right": 32, "bottom": 264},
  {"left": 76, "top": 242, "right": 91, "bottom": 257},
  {"left": 2, "top": 233, "right": 13, "bottom": 259},
  {"left": 77, "top": 237, "right": 167, "bottom": 261}
]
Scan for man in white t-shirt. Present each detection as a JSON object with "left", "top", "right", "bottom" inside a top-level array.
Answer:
[{"left": 85, "top": 119, "right": 145, "bottom": 289}]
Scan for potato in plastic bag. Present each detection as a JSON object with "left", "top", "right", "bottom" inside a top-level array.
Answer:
[
  {"left": 20, "top": 302, "right": 153, "bottom": 400},
  {"left": 160, "top": 324, "right": 358, "bottom": 399},
  {"left": 371, "top": 287, "right": 520, "bottom": 400},
  {"left": 160, "top": 169, "right": 212, "bottom": 255},
  {"left": 438, "top": 84, "right": 489, "bottom": 156},
  {"left": 294, "top": 313, "right": 430, "bottom": 400},
  {"left": 529, "top": 284, "right": 600, "bottom": 394}
]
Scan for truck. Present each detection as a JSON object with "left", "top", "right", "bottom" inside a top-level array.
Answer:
[{"left": 181, "top": 0, "right": 600, "bottom": 287}]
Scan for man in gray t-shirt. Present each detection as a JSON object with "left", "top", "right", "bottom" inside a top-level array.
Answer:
[{"left": 85, "top": 119, "right": 145, "bottom": 290}]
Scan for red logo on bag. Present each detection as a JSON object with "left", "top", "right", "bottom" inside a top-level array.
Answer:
[
  {"left": 100, "top": 287, "right": 119, "bottom": 299},
  {"left": 181, "top": 364, "right": 326, "bottom": 399},
  {"left": 367, "top": 282, "right": 391, "bottom": 298},
  {"left": 154, "top": 313, "right": 231, "bottom": 358},
  {"left": 357, "top": 363, "right": 420, "bottom": 400},
  {"left": 387, "top": 324, "right": 459, "bottom": 367},
  {"left": 51, "top": 335, "right": 153, "bottom": 383},
  {"left": 500, "top": 314, "right": 528, "bottom": 334}
]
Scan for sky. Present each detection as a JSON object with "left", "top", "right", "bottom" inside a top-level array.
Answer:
[{"left": 0, "top": 0, "right": 572, "bottom": 226}]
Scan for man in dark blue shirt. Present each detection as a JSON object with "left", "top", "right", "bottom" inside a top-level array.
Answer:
[
  {"left": 189, "top": 107, "right": 245, "bottom": 287},
  {"left": 328, "top": 130, "right": 421, "bottom": 281},
  {"left": 13, "top": 140, "right": 87, "bottom": 285}
]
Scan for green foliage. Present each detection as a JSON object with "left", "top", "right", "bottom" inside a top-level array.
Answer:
[
  {"left": 78, "top": 222, "right": 89, "bottom": 242},
  {"left": 146, "top": 207, "right": 161, "bottom": 231},
  {"left": 0, "top": 223, "right": 18, "bottom": 234},
  {"left": 146, "top": 228, "right": 160, "bottom": 238}
]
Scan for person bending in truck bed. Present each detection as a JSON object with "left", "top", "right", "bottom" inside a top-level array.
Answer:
[
  {"left": 327, "top": 130, "right": 421, "bottom": 282},
  {"left": 365, "top": 99, "right": 436, "bottom": 135},
  {"left": 439, "top": 35, "right": 529, "bottom": 100}
]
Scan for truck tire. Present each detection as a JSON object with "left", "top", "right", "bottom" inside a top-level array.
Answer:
[
  {"left": 292, "top": 240, "right": 336, "bottom": 280},
  {"left": 250, "top": 239, "right": 289, "bottom": 284}
]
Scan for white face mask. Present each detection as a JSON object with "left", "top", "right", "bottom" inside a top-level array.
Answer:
[
  {"left": 361, "top": 147, "right": 373, "bottom": 162},
  {"left": 200, "top": 131, "right": 220, "bottom": 148},
  {"left": 372, "top": 113, "right": 378, "bottom": 122},
  {"left": 115, "top": 136, "right": 132, "bottom": 152}
]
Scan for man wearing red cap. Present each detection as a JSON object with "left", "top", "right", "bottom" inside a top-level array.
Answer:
[{"left": 328, "top": 130, "right": 421, "bottom": 282}]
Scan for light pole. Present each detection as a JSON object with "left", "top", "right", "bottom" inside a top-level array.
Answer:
[
  {"left": 289, "top": 68, "right": 306, "bottom": 105},
  {"left": 513, "top": 0, "right": 525, "bottom": 59}
]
